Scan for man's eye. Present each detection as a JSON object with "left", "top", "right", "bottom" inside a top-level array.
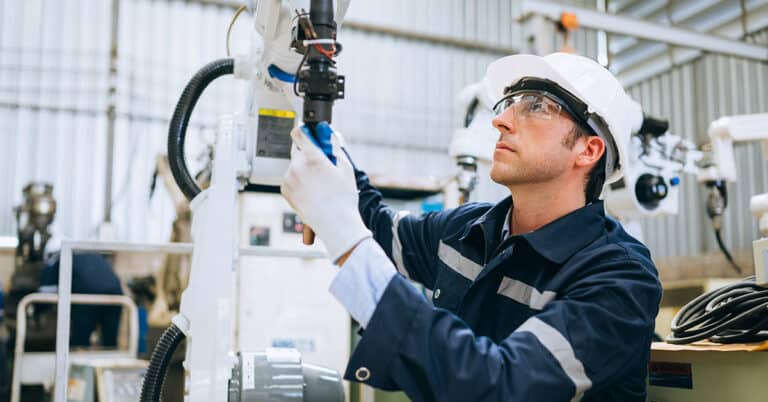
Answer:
[{"left": 529, "top": 102, "right": 547, "bottom": 113}]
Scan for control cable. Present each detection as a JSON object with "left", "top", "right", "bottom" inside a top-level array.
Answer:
[{"left": 667, "top": 276, "right": 768, "bottom": 344}]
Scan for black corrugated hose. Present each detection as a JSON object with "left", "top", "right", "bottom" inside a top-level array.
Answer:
[
  {"left": 168, "top": 58, "right": 234, "bottom": 201},
  {"left": 140, "top": 58, "right": 234, "bottom": 402},
  {"left": 140, "top": 323, "right": 186, "bottom": 402},
  {"left": 667, "top": 276, "right": 768, "bottom": 344}
]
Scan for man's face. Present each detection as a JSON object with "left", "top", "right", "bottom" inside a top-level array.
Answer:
[{"left": 489, "top": 93, "right": 581, "bottom": 187}]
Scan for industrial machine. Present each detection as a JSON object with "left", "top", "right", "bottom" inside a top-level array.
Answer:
[
  {"left": 3, "top": 183, "right": 58, "bottom": 349},
  {"left": 139, "top": 1, "right": 350, "bottom": 401},
  {"left": 605, "top": 113, "right": 768, "bottom": 276},
  {"left": 6, "top": 183, "right": 57, "bottom": 319},
  {"left": 1, "top": 183, "right": 57, "bottom": 400},
  {"left": 696, "top": 114, "right": 768, "bottom": 282},
  {"left": 602, "top": 117, "right": 702, "bottom": 242}
]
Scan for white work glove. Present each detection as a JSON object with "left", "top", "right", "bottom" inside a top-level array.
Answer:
[{"left": 280, "top": 123, "right": 372, "bottom": 262}]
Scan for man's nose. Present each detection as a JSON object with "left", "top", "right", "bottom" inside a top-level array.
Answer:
[{"left": 492, "top": 108, "right": 516, "bottom": 134}]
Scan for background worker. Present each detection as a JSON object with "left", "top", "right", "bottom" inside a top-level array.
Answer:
[{"left": 281, "top": 52, "right": 662, "bottom": 402}]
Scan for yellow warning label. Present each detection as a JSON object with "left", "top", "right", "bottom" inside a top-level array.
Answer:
[{"left": 258, "top": 108, "right": 296, "bottom": 119}]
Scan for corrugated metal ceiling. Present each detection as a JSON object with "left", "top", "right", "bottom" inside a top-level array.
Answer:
[{"left": 604, "top": 0, "right": 768, "bottom": 86}]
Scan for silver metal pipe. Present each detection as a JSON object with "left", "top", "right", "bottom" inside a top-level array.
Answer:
[
  {"left": 53, "top": 246, "right": 73, "bottom": 402},
  {"left": 104, "top": 0, "right": 121, "bottom": 224},
  {"left": 47, "top": 240, "right": 328, "bottom": 259},
  {"left": 520, "top": 0, "right": 768, "bottom": 61}
]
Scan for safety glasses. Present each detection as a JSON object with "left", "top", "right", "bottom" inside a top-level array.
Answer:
[{"left": 492, "top": 92, "right": 564, "bottom": 121}]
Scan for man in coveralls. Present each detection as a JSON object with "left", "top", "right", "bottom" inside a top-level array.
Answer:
[{"left": 281, "top": 52, "right": 663, "bottom": 402}]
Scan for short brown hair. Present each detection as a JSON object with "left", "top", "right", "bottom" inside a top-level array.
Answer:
[{"left": 562, "top": 123, "right": 606, "bottom": 203}]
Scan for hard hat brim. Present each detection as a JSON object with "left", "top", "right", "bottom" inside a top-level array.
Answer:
[{"left": 484, "top": 54, "right": 586, "bottom": 109}]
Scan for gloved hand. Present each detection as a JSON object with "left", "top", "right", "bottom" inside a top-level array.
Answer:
[{"left": 281, "top": 122, "right": 371, "bottom": 262}]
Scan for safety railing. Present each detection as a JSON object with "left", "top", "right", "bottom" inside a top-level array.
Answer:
[{"left": 51, "top": 239, "right": 326, "bottom": 402}]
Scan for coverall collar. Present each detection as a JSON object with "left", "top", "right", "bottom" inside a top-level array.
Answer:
[{"left": 464, "top": 197, "right": 607, "bottom": 265}]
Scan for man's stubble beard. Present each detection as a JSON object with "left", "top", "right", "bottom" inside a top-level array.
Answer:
[{"left": 489, "top": 153, "right": 571, "bottom": 187}]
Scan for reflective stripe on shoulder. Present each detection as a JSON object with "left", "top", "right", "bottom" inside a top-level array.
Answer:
[
  {"left": 515, "top": 317, "right": 592, "bottom": 402},
  {"left": 391, "top": 210, "right": 411, "bottom": 279},
  {"left": 437, "top": 240, "right": 483, "bottom": 280},
  {"left": 497, "top": 277, "right": 556, "bottom": 310}
]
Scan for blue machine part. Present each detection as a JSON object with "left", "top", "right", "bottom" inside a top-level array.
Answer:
[
  {"left": 301, "top": 122, "right": 337, "bottom": 165},
  {"left": 267, "top": 64, "right": 296, "bottom": 83},
  {"left": 421, "top": 195, "right": 444, "bottom": 213}
]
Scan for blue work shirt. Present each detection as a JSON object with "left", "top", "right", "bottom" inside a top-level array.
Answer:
[{"left": 335, "top": 167, "right": 662, "bottom": 402}]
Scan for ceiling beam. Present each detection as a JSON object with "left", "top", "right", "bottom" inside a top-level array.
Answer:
[{"left": 519, "top": 0, "right": 768, "bottom": 62}]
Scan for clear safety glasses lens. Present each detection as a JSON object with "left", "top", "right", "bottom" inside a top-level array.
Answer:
[{"left": 493, "top": 93, "right": 563, "bottom": 120}]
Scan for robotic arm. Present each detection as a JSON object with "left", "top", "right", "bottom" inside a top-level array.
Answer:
[
  {"left": 699, "top": 115, "right": 768, "bottom": 227},
  {"left": 700, "top": 114, "right": 768, "bottom": 183},
  {"left": 168, "top": 0, "right": 349, "bottom": 197},
  {"left": 234, "top": 0, "right": 349, "bottom": 245},
  {"left": 608, "top": 112, "right": 768, "bottom": 275},
  {"left": 697, "top": 114, "right": 768, "bottom": 278},
  {"left": 604, "top": 112, "right": 703, "bottom": 241},
  {"left": 141, "top": 2, "right": 350, "bottom": 402}
]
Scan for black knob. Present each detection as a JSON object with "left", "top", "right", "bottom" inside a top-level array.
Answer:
[
  {"left": 635, "top": 174, "right": 668, "bottom": 209},
  {"left": 639, "top": 116, "right": 669, "bottom": 138}
]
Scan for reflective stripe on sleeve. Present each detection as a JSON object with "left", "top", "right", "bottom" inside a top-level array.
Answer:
[
  {"left": 391, "top": 210, "right": 411, "bottom": 279},
  {"left": 515, "top": 317, "right": 592, "bottom": 402},
  {"left": 437, "top": 240, "right": 483, "bottom": 280},
  {"left": 497, "top": 277, "right": 556, "bottom": 310}
]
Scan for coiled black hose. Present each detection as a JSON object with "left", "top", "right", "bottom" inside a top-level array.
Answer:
[
  {"left": 667, "top": 277, "right": 768, "bottom": 344},
  {"left": 168, "top": 58, "right": 234, "bottom": 201},
  {"left": 140, "top": 323, "right": 186, "bottom": 402}
]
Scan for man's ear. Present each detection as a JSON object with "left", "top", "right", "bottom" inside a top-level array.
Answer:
[{"left": 575, "top": 136, "right": 605, "bottom": 169}]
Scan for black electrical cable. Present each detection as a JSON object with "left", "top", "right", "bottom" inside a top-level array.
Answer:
[
  {"left": 140, "top": 323, "right": 186, "bottom": 402},
  {"left": 705, "top": 180, "right": 743, "bottom": 275},
  {"left": 667, "top": 276, "right": 768, "bottom": 344},
  {"left": 168, "top": 58, "right": 234, "bottom": 201},
  {"left": 715, "top": 228, "right": 743, "bottom": 274},
  {"left": 293, "top": 49, "right": 310, "bottom": 97}
]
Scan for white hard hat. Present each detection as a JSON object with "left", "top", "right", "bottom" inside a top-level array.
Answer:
[{"left": 484, "top": 53, "right": 641, "bottom": 184}]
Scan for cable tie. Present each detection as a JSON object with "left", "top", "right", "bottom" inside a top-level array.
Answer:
[{"left": 303, "top": 39, "right": 336, "bottom": 46}]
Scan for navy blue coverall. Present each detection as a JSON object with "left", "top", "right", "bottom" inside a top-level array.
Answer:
[
  {"left": 343, "top": 168, "right": 662, "bottom": 402},
  {"left": 42, "top": 253, "right": 123, "bottom": 347}
]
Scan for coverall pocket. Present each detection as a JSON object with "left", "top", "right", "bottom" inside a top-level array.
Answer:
[{"left": 431, "top": 269, "right": 471, "bottom": 311}]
